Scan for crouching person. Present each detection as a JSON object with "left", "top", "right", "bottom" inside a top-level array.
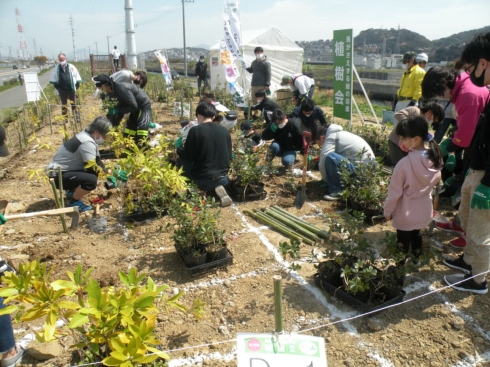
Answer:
[
  {"left": 262, "top": 109, "right": 303, "bottom": 167},
  {"left": 313, "top": 124, "right": 375, "bottom": 201},
  {"left": 177, "top": 102, "right": 232, "bottom": 207},
  {"left": 47, "top": 117, "right": 112, "bottom": 212}
]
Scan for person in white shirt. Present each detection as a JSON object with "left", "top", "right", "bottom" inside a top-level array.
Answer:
[
  {"left": 281, "top": 73, "right": 315, "bottom": 99},
  {"left": 112, "top": 46, "right": 120, "bottom": 69}
]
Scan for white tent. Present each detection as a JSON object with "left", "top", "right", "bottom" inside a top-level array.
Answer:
[{"left": 208, "top": 26, "right": 303, "bottom": 97}]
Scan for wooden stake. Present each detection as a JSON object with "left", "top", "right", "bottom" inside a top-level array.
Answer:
[{"left": 273, "top": 275, "right": 283, "bottom": 334}]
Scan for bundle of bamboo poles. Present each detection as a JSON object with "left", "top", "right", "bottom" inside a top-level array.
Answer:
[{"left": 244, "top": 206, "right": 329, "bottom": 245}]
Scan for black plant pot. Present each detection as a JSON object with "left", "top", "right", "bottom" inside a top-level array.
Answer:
[
  {"left": 206, "top": 246, "right": 228, "bottom": 262},
  {"left": 229, "top": 181, "right": 266, "bottom": 202},
  {"left": 182, "top": 251, "right": 208, "bottom": 267},
  {"left": 317, "top": 260, "right": 343, "bottom": 287}
]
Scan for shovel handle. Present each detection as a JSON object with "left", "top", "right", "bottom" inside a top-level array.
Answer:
[
  {"left": 5, "top": 206, "right": 79, "bottom": 220},
  {"left": 302, "top": 131, "right": 312, "bottom": 155},
  {"left": 433, "top": 184, "right": 440, "bottom": 211}
]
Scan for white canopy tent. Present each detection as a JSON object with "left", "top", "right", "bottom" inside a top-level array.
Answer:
[{"left": 208, "top": 26, "right": 304, "bottom": 97}]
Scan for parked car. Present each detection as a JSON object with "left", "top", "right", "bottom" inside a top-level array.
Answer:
[
  {"left": 21, "top": 65, "right": 27, "bottom": 69},
  {"left": 12, "top": 65, "right": 17, "bottom": 69},
  {"left": 170, "top": 70, "right": 179, "bottom": 80}
]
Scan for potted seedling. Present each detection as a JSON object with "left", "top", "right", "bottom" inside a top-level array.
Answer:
[
  {"left": 229, "top": 147, "right": 266, "bottom": 201},
  {"left": 167, "top": 190, "right": 229, "bottom": 270}
]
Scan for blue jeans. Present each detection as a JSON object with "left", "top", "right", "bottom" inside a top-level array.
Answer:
[
  {"left": 324, "top": 152, "right": 354, "bottom": 195},
  {"left": 269, "top": 141, "right": 297, "bottom": 167},
  {"left": 0, "top": 297, "right": 15, "bottom": 354}
]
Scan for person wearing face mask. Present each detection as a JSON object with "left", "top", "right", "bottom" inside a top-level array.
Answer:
[
  {"left": 250, "top": 89, "right": 280, "bottom": 125},
  {"left": 92, "top": 74, "right": 152, "bottom": 146},
  {"left": 388, "top": 101, "right": 445, "bottom": 166},
  {"left": 442, "top": 32, "right": 490, "bottom": 294},
  {"left": 246, "top": 47, "right": 271, "bottom": 104},
  {"left": 49, "top": 53, "right": 82, "bottom": 124},
  {"left": 384, "top": 116, "right": 443, "bottom": 262},
  {"left": 393, "top": 51, "right": 425, "bottom": 112},
  {"left": 281, "top": 74, "right": 315, "bottom": 100},
  {"left": 46, "top": 117, "right": 112, "bottom": 212},
  {"left": 110, "top": 70, "right": 147, "bottom": 88},
  {"left": 262, "top": 109, "right": 303, "bottom": 168},
  {"left": 422, "top": 67, "right": 489, "bottom": 182},
  {"left": 177, "top": 102, "right": 232, "bottom": 207},
  {"left": 289, "top": 98, "right": 328, "bottom": 132},
  {"left": 195, "top": 56, "right": 208, "bottom": 94},
  {"left": 313, "top": 124, "right": 375, "bottom": 201}
]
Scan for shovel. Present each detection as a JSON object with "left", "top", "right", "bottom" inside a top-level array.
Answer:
[
  {"left": 0, "top": 202, "right": 80, "bottom": 229},
  {"left": 428, "top": 184, "right": 447, "bottom": 235},
  {"left": 293, "top": 131, "right": 312, "bottom": 210},
  {"left": 88, "top": 204, "right": 108, "bottom": 233}
]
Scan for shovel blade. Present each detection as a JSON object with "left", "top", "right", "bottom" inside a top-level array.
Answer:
[
  {"left": 432, "top": 210, "right": 449, "bottom": 223},
  {"left": 294, "top": 184, "right": 306, "bottom": 209}
]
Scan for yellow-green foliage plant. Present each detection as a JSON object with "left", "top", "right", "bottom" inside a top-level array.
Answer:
[{"left": 0, "top": 261, "right": 205, "bottom": 366}]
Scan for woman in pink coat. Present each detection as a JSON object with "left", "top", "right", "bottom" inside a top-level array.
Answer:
[{"left": 384, "top": 116, "right": 443, "bottom": 258}]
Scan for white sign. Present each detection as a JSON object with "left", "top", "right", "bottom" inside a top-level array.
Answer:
[
  {"left": 23, "top": 72, "right": 41, "bottom": 102},
  {"left": 237, "top": 333, "right": 328, "bottom": 367}
]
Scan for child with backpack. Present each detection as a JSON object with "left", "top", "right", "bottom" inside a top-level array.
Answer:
[{"left": 384, "top": 115, "right": 443, "bottom": 259}]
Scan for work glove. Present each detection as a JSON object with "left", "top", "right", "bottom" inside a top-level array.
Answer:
[
  {"left": 107, "top": 108, "right": 119, "bottom": 116},
  {"left": 175, "top": 136, "right": 183, "bottom": 149},
  {"left": 439, "top": 138, "right": 452, "bottom": 157},
  {"left": 471, "top": 183, "right": 490, "bottom": 210},
  {"left": 0, "top": 213, "right": 6, "bottom": 225},
  {"left": 266, "top": 89, "right": 271, "bottom": 96},
  {"left": 444, "top": 176, "right": 455, "bottom": 188},
  {"left": 270, "top": 123, "right": 278, "bottom": 132},
  {"left": 444, "top": 154, "right": 456, "bottom": 172},
  {"left": 107, "top": 175, "right": 118, "bottom": 189},
  {"left": 114, "top": 169, "right": 128, "bottom": 182}
]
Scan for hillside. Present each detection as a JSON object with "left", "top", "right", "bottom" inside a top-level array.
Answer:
[{"left": 353, "top": 26, "right": 490, "bottom": 63}]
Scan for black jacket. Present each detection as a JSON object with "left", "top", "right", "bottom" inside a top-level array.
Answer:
[
  {"left": 251, "top": 97, "right": 280, "bottom": 124},
  {"left": 262, "top": 121, "right": 303, "bottom": 152},
  {"left": 469, "top": 101, "right": 490, "bottom": 186},
  {"left": 289, "top": 105, "right": 328, "bottom": 130},
  {"left": 246, "top": 58, "right": 271, "bottom": 86},
  {"left": 195, "top": 61, "right": 207, "bottom": 79},
  {"left": 177, "top": 123, "right": 232, "bottom": 180},
  {"left": 111, "top": 82, "right": 151, "bottom": 114}
]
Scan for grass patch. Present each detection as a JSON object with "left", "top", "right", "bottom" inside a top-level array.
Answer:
[{"left": 0, "top": 81, "right": 20, "bottom": 93}]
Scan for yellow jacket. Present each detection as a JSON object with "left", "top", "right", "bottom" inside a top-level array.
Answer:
[{"left": 397, "top": 65, "right": 426, "bottom": 101}]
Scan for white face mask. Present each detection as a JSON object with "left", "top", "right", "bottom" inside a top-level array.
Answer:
[
  {"left": 401, "top": 64, "right": 408, "bottom": 70},
  {"left": 94, "top": 133, "right": 105, "bottom": 145},
  {"left": 256, "top": 53, "right": 264, "bottom": 60},
  {"left": 93, "top": 88, "right": 100, "bottom": 98},
  {"left": 60, "top": 60, "right": 67, "bottom": 66},
  {"left": 256, "top": 98, "right": 263, "bottom": 103},
  {"left": 277, "top": 122, "right": 286, "bottom": 129}
]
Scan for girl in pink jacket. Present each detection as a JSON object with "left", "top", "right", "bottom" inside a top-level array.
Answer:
[{"left": 384, "top": 116, "right": 443, "bottom": 258}]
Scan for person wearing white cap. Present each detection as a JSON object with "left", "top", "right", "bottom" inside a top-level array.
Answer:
[{"left": 416, "top": 53, "right": 429, "bottom": 69}]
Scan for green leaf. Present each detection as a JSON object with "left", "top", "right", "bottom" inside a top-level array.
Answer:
[
  {"left": 134, "top": 296, "right": 155, "bottom": 309},
  {"left": 102, "top": 356, "right": 125, "bottom": 366},
  {"left": 0, "top": 288, "right": 18, "bottom": 297},
  {"left": 58, "top": 301, "right": 81, "bottom": 310},
  {"left": 67, "top": 313, "right": 89, "bottom": 328},
  {"left": 86, "top": 279, "right": 101, "bottom": 307},
  {"left": 0, "top": 304, "right": 18, "bottom": 316},
  {"left": 51, "top": 280, "right": 77, "bottom": 291}
]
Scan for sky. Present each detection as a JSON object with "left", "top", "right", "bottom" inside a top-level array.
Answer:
[{"left": 0, "top": 0, "right": 489, "bottom": 61}]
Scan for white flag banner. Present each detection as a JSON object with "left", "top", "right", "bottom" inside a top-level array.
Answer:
[
  {"left": 154, "top": 50, "right": 173, "bottom": 90},
  {"left": 222, "top": 0, "right": 246, "bottom": 107}
]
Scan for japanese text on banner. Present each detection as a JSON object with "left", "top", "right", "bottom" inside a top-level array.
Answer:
[
  {"left": 333, "top": 29, "right": 353, "bottom": 120},
  {"left": 154, "top": 51, "right": 173, "bottom": 90}
]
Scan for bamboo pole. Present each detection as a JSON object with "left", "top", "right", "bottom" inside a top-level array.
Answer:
[
  {"left": 273, "top": 275, "right": 283, "bottom": 334},
  {"left": 49, "top": 178, "right": 69, "bottom": 234},
  {"left": 270, "top": 206, "right": 330, "bottom": 240},
  {"left": 264, "top": 208, "right": 320, "bottom": 241}
]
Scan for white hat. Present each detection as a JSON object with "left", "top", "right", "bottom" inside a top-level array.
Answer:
[{"left": 416, "top": 53, "right": 428, "bottom": 63}]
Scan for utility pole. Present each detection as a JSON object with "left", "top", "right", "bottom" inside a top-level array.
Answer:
[
  {"left": 106, "top": 35, "right": 111, "bottom": 55},
  {"left": 94, "top": 41, "right": 99, "bottom": 56},
  {"left": 69, "top": 14, "right": 77, "bottom": 61},
  {"left": 40, "top": 47, "right": 43, "bottom": 56},
  {"left": 88, "top": 46, "right": 91, "bottom": 57},
  {"left": 125, "top": 0, "right": 137, "bottom": 68},
  {"left": 182, "top": 0, "right": 194, "bottom": 77},
  {"left": 33, "top": 38, "right": 38, "bottom": 57}
]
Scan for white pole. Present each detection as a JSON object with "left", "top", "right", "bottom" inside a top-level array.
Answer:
[
  {"left": 235, "top": 0, "right": 250, "bottom": 110},
  {"left": 353, "top": 65, "right": 379, "bottom": 125},
  {"left": 352, "top": 97, "right": 365, "bottom": 126},
  {"left": 125, "top": 0, "right": 137, "bottom": 69}
]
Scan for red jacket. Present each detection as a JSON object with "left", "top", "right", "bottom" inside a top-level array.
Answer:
[{"left": 451, "top": 73, "right": 490, "bottom": 149}]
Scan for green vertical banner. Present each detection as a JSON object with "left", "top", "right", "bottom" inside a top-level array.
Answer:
[{"left": 333, "top": 29, "right": 353, "bottom": 121}]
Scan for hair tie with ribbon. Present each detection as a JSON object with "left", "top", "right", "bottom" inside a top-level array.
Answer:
[{"left": 425, "top": 133, "right": 434, "bottom": 142}]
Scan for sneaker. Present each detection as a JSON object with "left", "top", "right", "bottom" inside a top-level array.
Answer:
[
  {"left": 1, "top": 344, "right": 27, "bottom": 367},
  {"left": 0, "top": 256, "right": 16, "bottom": 277},
  {"left": 65, "top": 190, "right": 74, "bottom": 199},
  {"left": 323, "top": 193, "right": 340, "bottom": 201},
  {"left": 68, "top": 199, "right": 93, "bottom": 213},
  {"left": 445, "top": 273, "right": 488, "bottom": 295},
  {"left": 450, "top": 236, "right": 466, "bottom": 249},
  {"left": 443, "top": 254, "right": 472, "bottom": 274},
  {"left": 215, "top": 185, "right": 232, "bottom": 207},
  {"left": 436, "top": 218, "right": 465, "bottom": 235}
]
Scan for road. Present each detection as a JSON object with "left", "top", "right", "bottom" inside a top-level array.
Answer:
[{"left": 0, "top": 68, "right": 53, "bottom": 111}]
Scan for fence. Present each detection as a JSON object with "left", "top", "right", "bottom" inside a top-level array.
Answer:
[{"left": 89, "top": 54, "right": 127, "bottom": 77}]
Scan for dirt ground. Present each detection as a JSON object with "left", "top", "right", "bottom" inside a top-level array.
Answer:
[{"left": 1, "top": 97, "right": 490, "bottom": 367}]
